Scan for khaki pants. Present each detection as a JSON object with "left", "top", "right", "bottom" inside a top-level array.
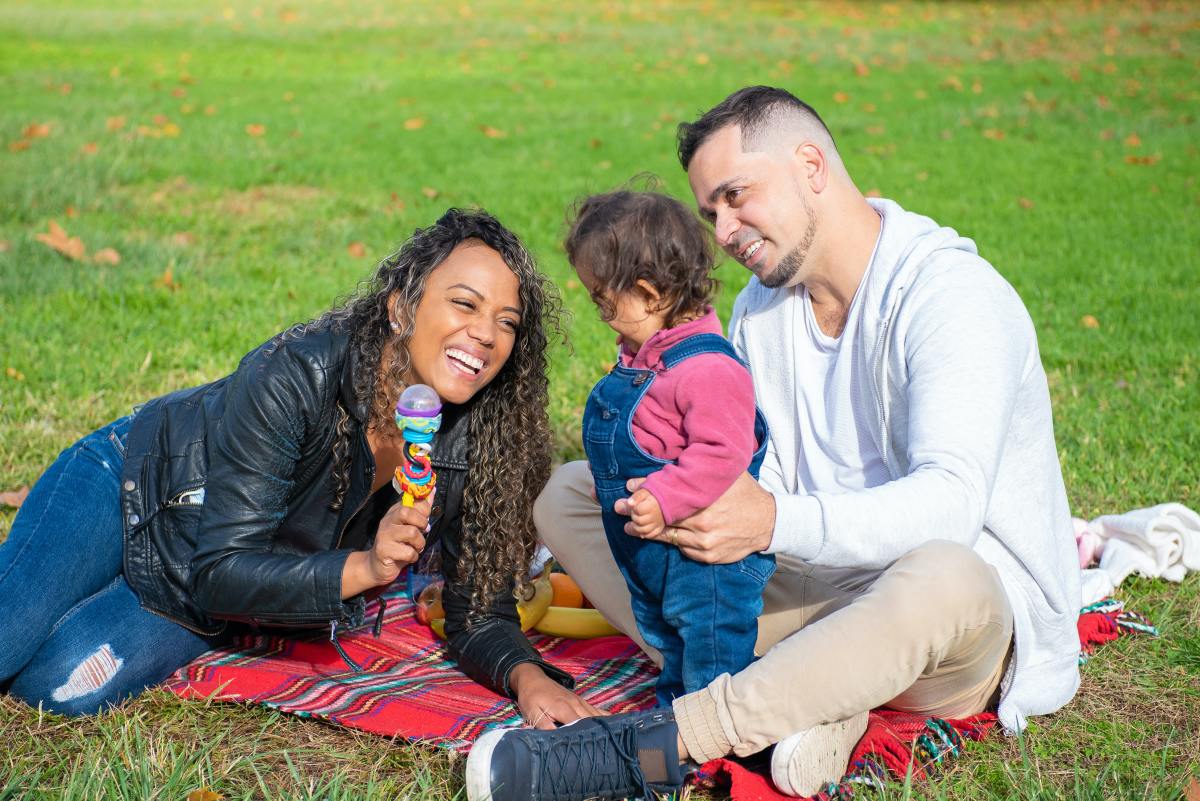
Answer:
[{"left": 534, "top": 461, "right": 1014, "bottom": 762}]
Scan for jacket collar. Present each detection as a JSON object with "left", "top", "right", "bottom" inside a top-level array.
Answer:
[{"left": 619, "top": 307, "right": 723, "bottom": 371}]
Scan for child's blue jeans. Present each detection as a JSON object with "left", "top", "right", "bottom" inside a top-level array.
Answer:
[
  {"left": 581, "top": 333, "right": 775, "bottom": 706},
  {"left": 0, "top": 417, "right": 222, "bottom": 715}
]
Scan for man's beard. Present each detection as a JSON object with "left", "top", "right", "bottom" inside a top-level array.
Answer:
[{"left": 760, "top": 199, "right": 817, "bottom": 290}]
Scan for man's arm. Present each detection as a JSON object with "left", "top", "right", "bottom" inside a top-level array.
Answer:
[{"left": 633, "top": 264, "right": 1038, "bottom": 568}]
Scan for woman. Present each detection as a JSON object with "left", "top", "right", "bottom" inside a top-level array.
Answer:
[{"left": 0, "top": 208, "right": 599, "bottom": 726}]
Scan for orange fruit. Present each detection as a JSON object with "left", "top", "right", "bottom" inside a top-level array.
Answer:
[{"left": 548, "top": 572, "right": 585, "bottom": 609}]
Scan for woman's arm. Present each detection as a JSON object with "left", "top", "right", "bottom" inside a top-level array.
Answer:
[{"left": 188, "top": 339, "right": 361, "bottom": 625}]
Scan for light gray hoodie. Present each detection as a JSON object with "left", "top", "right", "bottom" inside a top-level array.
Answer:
[{"left": 729, "top": 197, "right": 1081, "bottom": 733}]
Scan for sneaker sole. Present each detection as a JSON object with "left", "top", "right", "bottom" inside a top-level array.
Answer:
[
  {"left": 769, "top": 711, "right": 869, "bottom": 797},
  {"left": 465, "top": 728, "right": 508, "bottom": 801}
]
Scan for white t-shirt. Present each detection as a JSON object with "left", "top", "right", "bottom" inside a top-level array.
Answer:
[{"left": 786, "top": 276, "right": 891, "bottom": 495}]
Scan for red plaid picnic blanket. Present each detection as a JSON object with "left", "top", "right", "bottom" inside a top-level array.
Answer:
[{"left": 165, "top": 590, "right": 1152, "bottom": 799}]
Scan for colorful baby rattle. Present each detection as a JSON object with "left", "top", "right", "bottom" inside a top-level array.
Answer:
[{"left": 392, "top": 384, "right": 443, "bottom": 507}]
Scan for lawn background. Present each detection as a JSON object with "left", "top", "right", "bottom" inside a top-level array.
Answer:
[{"left": 1, "top": 0, "right": 1197, "bottom": 798}]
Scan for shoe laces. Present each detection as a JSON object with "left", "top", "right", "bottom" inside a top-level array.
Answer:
[{"left": 535, "top": 717, "right": 657, "bottom": 801}]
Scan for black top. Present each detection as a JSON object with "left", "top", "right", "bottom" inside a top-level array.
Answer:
[{"left": 117, "top": 323, "right": 572, "bottom": 697}]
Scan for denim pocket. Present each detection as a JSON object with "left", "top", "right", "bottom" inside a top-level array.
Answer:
[{"left": 737, "top": 554, "right": 777, "bottom": 586}]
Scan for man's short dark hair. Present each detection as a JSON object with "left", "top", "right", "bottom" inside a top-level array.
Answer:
[{"left": 676, "top": 86, "right": 834, "bottom": 169}]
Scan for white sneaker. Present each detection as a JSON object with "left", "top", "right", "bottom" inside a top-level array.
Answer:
[{"left": 769, "top": 711, "right": 870, "bottom": 797}]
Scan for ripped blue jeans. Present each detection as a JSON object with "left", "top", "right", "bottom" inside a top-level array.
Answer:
[{"left": 0, "top": 417, "right": 222, "bottom": 716}]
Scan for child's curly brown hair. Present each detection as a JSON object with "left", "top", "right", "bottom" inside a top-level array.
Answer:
[{"left": 565, "top": 189, "right": 717, "bottom": 328}]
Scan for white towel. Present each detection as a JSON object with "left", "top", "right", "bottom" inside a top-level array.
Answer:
[{"left": 1085, "top": 503, "right": 1200, "bottom": 586}]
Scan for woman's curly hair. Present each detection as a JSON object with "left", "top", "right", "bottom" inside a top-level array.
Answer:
[{"left": 307, "top": 208, "right": 563, "bottom": 616}]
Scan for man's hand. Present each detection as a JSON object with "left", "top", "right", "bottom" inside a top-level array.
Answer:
[
  {"left": 624, "top": 488, "right": 665, "bottom": 539},
  {"left": 509, "top": 662, "right": 607, "bottom": 729},
  {"left": 615, "top": 473, "right": 775, "bottom": 564},
  {"left": 341, "top": 495, "right": 431, "bottom": 598}
]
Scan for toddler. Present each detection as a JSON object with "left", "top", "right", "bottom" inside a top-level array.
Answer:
[{"left": 566, "top": 190, "right": 775, "bottom": 706}]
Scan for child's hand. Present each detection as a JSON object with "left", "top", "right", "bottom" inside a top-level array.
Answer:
[{"left": 626, "top": 488, "right": 666, "bottom": 539}]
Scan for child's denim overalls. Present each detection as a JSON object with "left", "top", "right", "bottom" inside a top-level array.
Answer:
[{"left": 582, "top": 333, "right": 776, "bottom": 706}]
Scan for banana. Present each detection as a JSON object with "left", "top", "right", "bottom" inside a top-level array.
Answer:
[
  {"left": 534, "top": 606, "right": 620, "bottom": 639},
  {"left": 517, "top": 571, "right": 553, "bottom": 631}
]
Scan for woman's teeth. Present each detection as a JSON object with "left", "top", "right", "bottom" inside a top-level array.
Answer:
[{"left": 446, "top": 348, "right": 483, "bottom": 374}]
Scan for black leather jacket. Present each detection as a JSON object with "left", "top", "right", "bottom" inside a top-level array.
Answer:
[{"left": 118, "top": 324, "right": 571, "bottom": 697}]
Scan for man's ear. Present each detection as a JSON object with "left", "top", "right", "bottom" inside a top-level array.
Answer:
[{"left": 793, "top": 142, "right": 829, "bottom": 194}]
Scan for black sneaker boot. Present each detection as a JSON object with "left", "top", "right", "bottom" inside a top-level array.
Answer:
[{"left": 465, "top": 708, "right": 686, "bottom": 801}]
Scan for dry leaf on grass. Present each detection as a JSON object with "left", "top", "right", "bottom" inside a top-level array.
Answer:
[
  {"left": 0, "top": 487, "right": 30, "bottom": 509},
  {"left": 421, "top": 187, "right": 439, "bottom": 199},
  {"left": 404, "top": 117, "right": 426, "bottom": 130},
  {"left": 1018, "top": 197, "right": 1035, "bottom": 209},
  {"left": 93, "top": 248, "right": 121, "bottom": 265},
  {"left": 5, "top": 367, "right": 25, "bottom": 381},
  {"left": 186, "top": 790, "right": 224, "bottom": 801},
  {"left": 23, "top": 122, "right": 51, "bottom": 139},
  {"left": 80, "top": 142, "right": 99, "bottom": 155},
  {"left": 1081, "top": 314, "right": 1101, "bottom": 329},
  {"left": 479, "top": 125, "right": 506, "bottom": 138},
  {"left": 346, "top": 242, "right": 367, "bottom": 258},
  {"left": 245, "top": 124, "right": 266, "bottom": 137},
  {"left": 1184, "top": 776, "right": 1200, "bottom": 801},
  {"left": 156, "top": 266, "right": 179, "bottom": 292},
  {"left": 35, "top": 221, "right": 86, "bottom": 261},
  {"left": 0, "top": 240, "right": 10, "bottom": 253}
]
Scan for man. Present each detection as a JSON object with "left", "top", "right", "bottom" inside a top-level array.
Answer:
[{"left": 466, "top": 86, "right": 1081, "bottom": 801}]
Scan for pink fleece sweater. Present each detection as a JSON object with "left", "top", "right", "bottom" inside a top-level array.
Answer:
[{"left": 619, "top": 308, "right": 758, "bottom": 525}]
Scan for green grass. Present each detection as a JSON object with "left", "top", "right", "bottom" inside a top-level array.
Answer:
[{"left": 2, "top": 0, "right": 1198, "bottom": 797}]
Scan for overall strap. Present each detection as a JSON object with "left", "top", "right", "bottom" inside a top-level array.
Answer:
[{"left": 659, "top": 333, "right": 745, "bottom": 370}]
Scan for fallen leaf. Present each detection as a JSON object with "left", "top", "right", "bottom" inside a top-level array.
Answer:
[
  {"left": 162, "top": 122, "right": 181, "bottom": 137},
  {"left": 1184, "top": 775, "right": 1200, "bottom": 801},
  {"left": 854, "top": 62, "right": 870, "bottom": 77},
  {"left": 93, "top": 248, "right": 121, "bottom": 265},
  {"left": 832, "top": 91, "right": 850, "bottom": 104},
  {"left": 5, "top": 366, "right": 25, "bottom": 381},
  {"left": 153, "top": 114, "right": 169, "bottom": 126},
  {"left": 171, "top": 87, "right": 187, "bottom": 98},
  {"left": 204, "top": 104, "right": 217, "bottom": 115},
  {"left": 346, "top": 242, "right": 367, "bottom": 258},
  {"left": 1080, "top": 314, "right": 1100, "bottom": 329},
  {"left": 171, "top": 231, "right": 196, "bottom": 247},
  {"left": 65, "top": 205, "right": 78, "bottom": 218},
  {"left": 80, "top": 142, "right": 99, "bottom": 155},
  {"left": 1018, "top": 197, "right": 1035, "bottom": 209},
  {"left": 245, "top": 124, "right": 266, "bottom": 137},
  {"left": 1099, "top": 128, "right": 1114, "bottom": 141},
  {"left": 982, "top": 128, "right": 1006, "bottom": 140},
  {"left": 9, "top": 140, "right": 31, "bottom": 152},
  {"left": 1123, "top": 132, "right": 1141, "bottom": 147},
  {"left": 156, "top": 266, "right": 179, "bottom": 291},
  {"left": 186, "top": 790, "right": 224, "bottom": 801},
  {"left": 0, "top": 486, "right": 30, "bottom": 509},
  {"left": 421, "top": 186, "right": 439, "bottom": 199},
  {"left": 404, "top": 117, "right": 426, "bottom": 130},
  {"left": 106, "top": 116, "right": 126, "bottom": 131},
  {"left": 279, "top": 8, "right": 298, "bottom": 23},
  {"left": 589, "top": 138, "right": 602, "bottom": 149},
  {"left": 565, "top": 278, "right": 580, "bottom": 290},
  {"left": 0, "top": 240, "right": 10, "bottom": 253},
  {"left": 941, "top": 75, "right": 963, "bottom": 91},
  {"left": 1124, "top": 153, "right": 1160, "bottom": 166},
  {"left": 35, "top": 221, "right": 86, "bottom": 261},
  {"left": 23, "top": 122, "right": 51, "bottom": 139},
  {"left": 479, "top": 125, "right": 506, "bottom": 138},
  {"left": 694, "top": 53, "right": 710, "bottom": 65}
]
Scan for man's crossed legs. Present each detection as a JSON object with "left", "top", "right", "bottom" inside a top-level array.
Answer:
[{"left": 467, "top": 461, "right": 1014, "bottom": 800}]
